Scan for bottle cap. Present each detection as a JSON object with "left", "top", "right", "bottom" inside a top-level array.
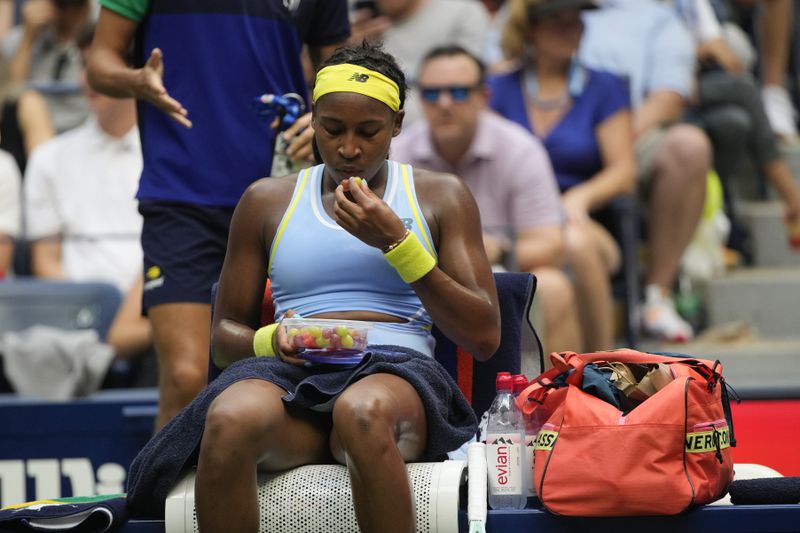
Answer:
[
  {"left": 496, "top": 372, "right": 512, "bottom": 392},
  {"left": 512, "top": 374, "right": 528, "bottom": 395}
]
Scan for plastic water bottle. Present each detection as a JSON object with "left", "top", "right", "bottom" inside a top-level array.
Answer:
[
  {"left": 251, "top": 93, "right": 307, "bottom": 177},
  {"left": 485, "top": 372, "right": 527, "bottom": 509},
  {"left": 512, "top": 374, "right": 536, "bottom": 499}
]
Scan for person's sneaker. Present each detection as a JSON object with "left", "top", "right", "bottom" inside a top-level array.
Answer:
[
  {"left": 762, "top": 84, "right": 799, "bottom": 139},
  {"left": 642, "top": 285, "right": 695, "bottom": 343}
]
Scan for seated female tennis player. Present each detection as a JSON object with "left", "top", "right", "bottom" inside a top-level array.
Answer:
[{"left": 125, "top": 41, "right": 500, "bottom": 533}]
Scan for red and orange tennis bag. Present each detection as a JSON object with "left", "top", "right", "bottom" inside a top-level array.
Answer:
[{"left": 516, "top": 349, "right": 736, "bottom": 516}]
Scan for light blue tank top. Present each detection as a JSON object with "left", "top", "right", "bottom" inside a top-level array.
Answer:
[{"left": 268, "top": 162, "right": 437, "bottom": 356}]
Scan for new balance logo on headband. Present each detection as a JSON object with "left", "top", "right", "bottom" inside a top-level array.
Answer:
[
  {"left": 348, "top": 73, "right": 370, "bottom": 83},
  {"left": 314, "top": 64, "right": 401, "bottom": 112}
]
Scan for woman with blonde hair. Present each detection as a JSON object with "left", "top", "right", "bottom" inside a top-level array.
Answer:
[{"left": 489, "top": 0, "right": 637, "bottom": 349}]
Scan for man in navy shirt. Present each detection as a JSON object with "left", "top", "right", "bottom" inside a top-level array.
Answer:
[{"left": 88, "top": 0, "right": 350, "bottom": 430}]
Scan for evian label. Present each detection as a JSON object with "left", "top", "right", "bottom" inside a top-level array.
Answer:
[{"left": 486, "top": 433, "right": 523, "bottom": 495}]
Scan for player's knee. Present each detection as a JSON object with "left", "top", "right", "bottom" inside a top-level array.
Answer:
[{"left": 332, "top": 392, "right": 395, "bottom": 455}]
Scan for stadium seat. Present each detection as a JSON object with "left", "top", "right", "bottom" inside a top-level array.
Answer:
[{"left": 0, "top": 278, "right": 122, "bottom": 340}]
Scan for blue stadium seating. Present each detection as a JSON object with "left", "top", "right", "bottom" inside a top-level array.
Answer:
[{"left": 0, "top": 278, "right": 122, "bottom": 340}]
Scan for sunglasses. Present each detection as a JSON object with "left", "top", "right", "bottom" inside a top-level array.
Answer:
[{"left": 419, "top": 85, "right": 480, "bottom": 103}]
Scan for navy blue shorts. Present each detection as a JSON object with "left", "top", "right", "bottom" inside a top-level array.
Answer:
[{"left": 139, "top": 201, "right": 234, "bottom": 311}]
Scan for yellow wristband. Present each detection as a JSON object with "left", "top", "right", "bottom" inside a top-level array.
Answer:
[
  {"left": 383, "top": 231, "right": 436, "bottom": 283},
  {"left": 253, "top": 323, "right": 280, "bottom": 357}
]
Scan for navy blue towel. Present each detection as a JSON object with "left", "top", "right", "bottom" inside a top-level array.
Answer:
[
  {"left": 729, "top": 477, "right": 800, "bottom": 505},
  {"left": 0, "top": 494, "right": 128, "bottom": 532},
  {"left": 433, "top": 271, "right": 537, "bottom": 417},
  {"left": 126, "top": 346, "right": 477, "bottom": 517}
]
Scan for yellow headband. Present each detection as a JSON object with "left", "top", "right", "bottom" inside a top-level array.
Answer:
[{"left": 313, "top": 63, "right": 401, "bottom": 112}]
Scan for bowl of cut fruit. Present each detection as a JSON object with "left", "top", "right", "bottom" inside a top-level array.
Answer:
[{"left": 281, "top": 318, "right": 372, "bottom": 364}]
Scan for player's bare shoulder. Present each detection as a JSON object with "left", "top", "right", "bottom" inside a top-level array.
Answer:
[
  {"left": 411, "top": 167, "right": 475, "bottom": 209},
  {"left": 234, "top": 172, "right": 304, "bottom": 240},
  {"left": 242, "top": 174, "right": 298, "bottom": 207},
  {"left": 245, "top": 173, "right": 300, "bottom": 203}
]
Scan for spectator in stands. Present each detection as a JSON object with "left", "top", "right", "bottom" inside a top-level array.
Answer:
[
  {"left": 349, "top": 0, "right": 491, "bottom": 124},
  {"left": 392, "top": 44, "right": 583, "bottom": 354},
  {"left": 573, "top": 0, "right": 712, "bottom": 343},
  {"left": 0, "top": 36, "right": 54, "bottom": 174},
  {"left": 481, "top": 0, "right": 511, "bottom": 69},
  {"left": 0, "top": 0, "right": 15, "bottom": 41},
  {"left": 740, "top": 0, "right": 797, "bottom": 139},
  {"left": 87, "top": 0, "right": 349, "bottom": 431},
  {"left": 17, "top": 89, "right": 54, "bottom": 155},
  {"left": 0, "top": 149, "right": 22, "bottom": 278},
  {"left": 671, "top": 0, "right": 800, "bottom": 255},
  {"left": 488, "top": 0, "right": 636, "bottom": 350},
  {"left": 24, "top": 26, "right": 151, "bottom": 363},
  {"left": 693, "top": 0, "right": 799, "bottom": 138},
  {"left": 3, "top": 0, "right": 91, "bottom": 133}
]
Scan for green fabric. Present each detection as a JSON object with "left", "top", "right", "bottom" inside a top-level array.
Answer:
[{"left": 100, "top": 0, "right": 150, "bottom": 22}]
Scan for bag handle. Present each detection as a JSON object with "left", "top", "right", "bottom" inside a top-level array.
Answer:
[
  {"left": 554, "top": 350, "right": 721, "bottom": 389},
  {"left": 515, "top": 350, "right": 723, "bottom": 416},
  {"left": 514, "top": 365, "right": 564, "bottom": 416}
]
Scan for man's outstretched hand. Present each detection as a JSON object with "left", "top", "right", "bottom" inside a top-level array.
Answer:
[{"left": 136, "top": 48, "right": 192, "bottom": 128}]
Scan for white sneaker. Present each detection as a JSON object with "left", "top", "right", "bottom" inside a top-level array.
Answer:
[
  {"left": 762, "top": 84, "right": 799, "bottom": 138},
  {"left": 642, "top": 285, "right": 694, "bottom": 343}
]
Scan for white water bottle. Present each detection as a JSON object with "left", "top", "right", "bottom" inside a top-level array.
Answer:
[
  {"left": 485, "top": 372, "right": 527, "bottom": 509},
  {"left": 513, "top": 374, "right": 536, "bottom": 499}
]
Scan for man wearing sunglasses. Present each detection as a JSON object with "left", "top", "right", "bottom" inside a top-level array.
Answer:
[{"left": 392, "top": 44, "right": 584, "bottom": 358}]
